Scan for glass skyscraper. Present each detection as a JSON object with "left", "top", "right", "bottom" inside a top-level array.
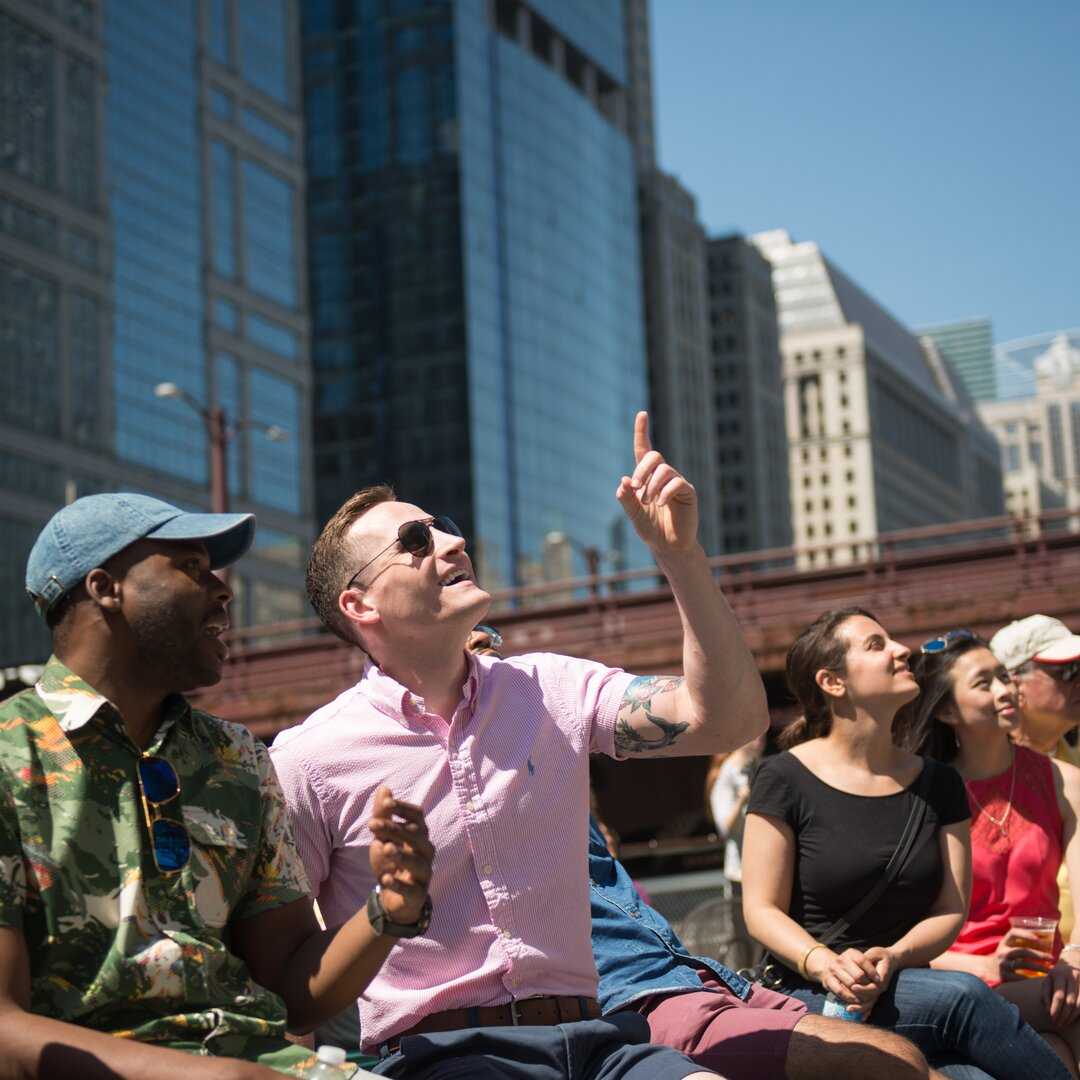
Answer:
[
  {"left": 303, "top": 0, "right": 648, "bottom": 590},
  {"left": 0, "top": 0, "right": 312, "bottom": 666},
  {"left": 917, "top": 317, "right": 995, "bottom": 403}
]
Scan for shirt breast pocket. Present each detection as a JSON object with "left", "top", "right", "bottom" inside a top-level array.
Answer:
[{"left": 181, "top": 807, "right": 252, "bottom": 928}]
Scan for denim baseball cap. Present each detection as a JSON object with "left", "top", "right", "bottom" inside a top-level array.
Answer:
[{"left": 26, "top": 493, "right": 255, "bottom": 616}]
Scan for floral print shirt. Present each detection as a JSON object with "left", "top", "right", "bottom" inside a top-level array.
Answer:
[{"left": 0, "top": 657, "right": 310, "bottom": 1054}]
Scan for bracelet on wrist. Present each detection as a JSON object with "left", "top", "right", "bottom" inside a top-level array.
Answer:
[{"left": 799, "top": 942, "right": 827, "bottom": 980}]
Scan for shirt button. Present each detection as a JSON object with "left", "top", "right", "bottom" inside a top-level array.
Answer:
[
  {"left": 465, "top": 800, "right": 476, "bottom": 812},
  {"left": 501, "top": 929, "right": 511, "bottom": 939}
]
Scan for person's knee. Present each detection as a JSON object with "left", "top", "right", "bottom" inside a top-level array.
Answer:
[{"left": 787, "top": 1014, "right": 930, "bottom": 1079}]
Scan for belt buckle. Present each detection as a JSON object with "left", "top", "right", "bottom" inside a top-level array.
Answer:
[{"left": 509, "top": 998, "right": 523, "bottom": 1026}]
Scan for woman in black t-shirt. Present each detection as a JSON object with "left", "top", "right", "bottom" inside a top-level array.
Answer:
[{"left": 742, "top": 608, "right": 1072, "bottom": 1080}]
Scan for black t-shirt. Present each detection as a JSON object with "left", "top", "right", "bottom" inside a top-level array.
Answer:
[{"left": 747, "top": 751, "right": 970, "bottom": 979}]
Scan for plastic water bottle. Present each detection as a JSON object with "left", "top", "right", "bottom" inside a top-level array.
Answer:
[
  {"left": 305, "top": 1045, "right": 352, "bottom": 1078},
  {"left": 822, "top": 992, "right": 866, "bottom": 1023}
]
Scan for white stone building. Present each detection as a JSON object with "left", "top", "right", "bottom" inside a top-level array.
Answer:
[{"left": 751, "top": 230, "right": 1004, "bottom": 567}]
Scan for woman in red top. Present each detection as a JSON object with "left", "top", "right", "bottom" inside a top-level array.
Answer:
[{"left": 896, "top": 628, "right": 1080, "bottom": 1071}]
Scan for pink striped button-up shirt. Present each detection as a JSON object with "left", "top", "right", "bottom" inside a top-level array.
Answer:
[{"left": 269, "top": 650, "right": 635, "bottom": 1049}]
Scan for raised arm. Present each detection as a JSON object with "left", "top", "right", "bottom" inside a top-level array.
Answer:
[{"left": 612, "top": 411, "right": 767, "bottom": 758}]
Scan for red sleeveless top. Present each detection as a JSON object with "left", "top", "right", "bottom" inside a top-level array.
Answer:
[{"left": 951, "top": 746, "right": 1063, "bottom": 981}]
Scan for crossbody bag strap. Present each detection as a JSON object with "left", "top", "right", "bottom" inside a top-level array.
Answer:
[{"left": 817, "top": 790, "right": 930, "bottom": 948}]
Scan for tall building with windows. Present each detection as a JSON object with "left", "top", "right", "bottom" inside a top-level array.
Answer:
[
  {"left": 0, "top": 0, "right": 313, "bottom": 666},
  {"left": 751, "top": 229, "right": 1003, "bottom": 568},
  {"left": 917, "top": 317, "right": 995, "bottom": 403},
  {"left": 978, "top": 332, "right": 1080, "bottom": 519},
  {"left": 706, "top": 235, "right": 791, "bottom": 555},
  {"left": 303, "top": 0, "right": 648, "bottom": 589},
  {"left": 619, "top": 0, "right": 719, "bottom": 553}
]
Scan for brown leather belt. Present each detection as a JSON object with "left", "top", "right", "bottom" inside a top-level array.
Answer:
[{"left": 380, "top": 996, "right": 602, "bottom": 1054}]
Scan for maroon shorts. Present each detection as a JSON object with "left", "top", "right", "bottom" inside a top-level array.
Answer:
[{"left": 631, "top": 971, "right": 806, "bottom": 1080}]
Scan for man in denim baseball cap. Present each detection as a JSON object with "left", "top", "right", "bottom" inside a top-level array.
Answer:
[
  {"left": 25, "top": 491, "right": 255, "bottom": 617},
  {"left": 0, "top": 494, "right": 435, "bottom": 1078}
]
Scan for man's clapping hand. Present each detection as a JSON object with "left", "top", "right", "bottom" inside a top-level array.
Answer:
[{"left": 368, "top": 785, "right": 434, "bottom": 925}]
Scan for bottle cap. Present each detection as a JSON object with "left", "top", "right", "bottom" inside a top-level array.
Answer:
[{"left": 317, "top": 1045, "right": 348, "bottom": 1065}]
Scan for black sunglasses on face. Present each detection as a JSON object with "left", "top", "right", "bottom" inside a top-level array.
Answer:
[
  {"left": 921, "top": 628, "right": 978, "bottom": 654},
  {"left": 345, "top": 515, "right": 462, "bottom": 590},
  {"left": 137, "top": 755, "right": 190, "bottom": 874}
]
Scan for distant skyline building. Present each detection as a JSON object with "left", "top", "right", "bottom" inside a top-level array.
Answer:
[
  {"left": 994, "top": 328, "right": 1080, "bottom": 402},
  {"left": 706, "top": 235, "right": 791, "bottom": 555},
  {"left": 303, "top": 0, "right": 648, "bottom": 589},
  {"left": 752, "top": 229, "right": 1004, "bottom": 567},
  {"left": 0, "top": 0, "right": 313, "bottom": 666},
  {"left": 978, "top": 332, "right": 1080, "bottom": 519},
  {"left": 917, "top": 317, "right": 995, "bottom": 402}
]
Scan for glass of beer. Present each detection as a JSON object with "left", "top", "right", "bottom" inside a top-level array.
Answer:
[{"left": 1007, "top": 916, "right": 1057, "bottom": 978}]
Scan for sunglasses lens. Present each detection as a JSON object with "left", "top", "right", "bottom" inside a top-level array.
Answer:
[
  {"left": 139, "top": 757, "right": 180, "bottom": 804},
  {"left": 434, "top": 516, "right": 462, "bottom": 538},
  {"left": 399, "top": 520, "right": 434, "bottom": 556},
  {"left": 152, "top": 819, "right": 191, "bottom": 872},
  {"left": 921, "top": 638, "right": 946, "bottom": 654}
]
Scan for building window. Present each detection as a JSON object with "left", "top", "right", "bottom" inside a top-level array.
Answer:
[
  {"left": 842, "top": 419, "right": 851, "bottom": 434},
  {"left": 247, "top": 311, "right": 299, "bottom": 360},
  {"left": 1048, "top": 403, "right": 1065, "bottom": 480},
  {"left": 0, "top": 259, "right": 59, "bottom": 436},
  {"left": 69, "top": 291, "right": 101, "bottom": 447},
  {"left": 241, "top": 106, "right": 294, "bottom": 156},
  {"left": 213, "top": 297, "right": 239, "bottom": 332},
  {"left": 237, "top": 0, "right": 290, "bottom": 104},
  {"left": 0, "top": 11, "right": 56, "bottom": 189},
  {"left": 849, "top": 521, "right": 858, "bottom": 534},
  {"left": 840, "top": 394, "right": 849, "bottom": 408},
  {"left": 1004, "top": 444, "right": 1021, "bottom": 472},
  {"left": 210, "top": 139, "right": 236, "bottom": 278},
  {"left": 208, "top": 0, "right": 231, "bottom": 64},
  {"left": 242, "top": 161, "right": 296, "bottom": 306},
  {"left": 845, "top": 470, "right": 855, "bottom": 483},
  {"left": 65, "top": 57, "right": 98, "bottom": 209},
  {"left": 847, "top": 495, "right": 856, "bottom": 508}
]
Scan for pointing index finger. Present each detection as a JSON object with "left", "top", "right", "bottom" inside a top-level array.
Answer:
[{"left": 633, "top": 411, "right": 651, "bottom": 464}]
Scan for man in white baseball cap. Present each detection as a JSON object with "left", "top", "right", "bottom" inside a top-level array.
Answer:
[
  {"left": 990, "top": 614, "right": 1080, "bottom": 760},
  {"left": 991, "top": 614, "right": 1080, "bottom": 939}
]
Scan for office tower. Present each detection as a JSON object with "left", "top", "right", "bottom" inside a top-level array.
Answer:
[
  {"left": 620, "top": 0, "right": 720, "bottom": 553},
  {"left": 0, "top": 0, "right": 313, "bottom": 666},
  {"left": 751, "top": 229, "right": 1004, "bottom": 567},
  {"left": 917, "top": 317, "right": 995, "bottom": 403},
  {"left": 304, "top": 0, "right": 648, "bottom": 589},
  {"left": 706, "top": 235, "right": 792, "bottom": 554},
  {"left": 978, "top": 331, "right": 1080, "bottom": 518}
]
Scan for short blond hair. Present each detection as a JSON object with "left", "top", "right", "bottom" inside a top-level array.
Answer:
[{"left": 306, "top": 484, "right": 395, "bottom": 642}]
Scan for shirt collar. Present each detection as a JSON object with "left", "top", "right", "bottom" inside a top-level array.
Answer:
[
  {"left": 33, "top": 655, "right": 191, "bottom": 744},
  {"left": 361, "top": 651, "right": 483, "bottom": 724}
]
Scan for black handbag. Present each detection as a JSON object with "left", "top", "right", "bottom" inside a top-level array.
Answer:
[{"left": 741, "top": 789, "right": 930, "bottom": 989}]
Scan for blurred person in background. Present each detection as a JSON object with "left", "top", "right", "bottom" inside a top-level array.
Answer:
[
  {"left": 993, "top": 615, "right": 1080, "bottom": 941},
  {"left": 897, "top": 628, "right": 1080, "bottom": 1075},
  {"left": 742, "top": 607, "right": 1071, "bottom": 1079},
  {"left": 706, "top": 731, "right": 767, "bottom": 886}
]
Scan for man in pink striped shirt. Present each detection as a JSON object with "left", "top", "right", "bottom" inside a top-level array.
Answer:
[{"left": 270, "top": 414, "right": 771, "bottom": 1076}]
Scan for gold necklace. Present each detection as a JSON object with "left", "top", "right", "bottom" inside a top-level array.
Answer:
[{"left": 966, "top": 749, "right": 1017, "bottom": 836}]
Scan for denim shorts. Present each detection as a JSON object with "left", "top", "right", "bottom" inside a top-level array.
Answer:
[{"left": 370, "top": 1013, "right": 700, "bottom": 1080}]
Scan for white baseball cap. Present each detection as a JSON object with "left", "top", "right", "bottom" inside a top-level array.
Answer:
[{"left": 990, "top": 615, "right": 1080, "bottom": 672}]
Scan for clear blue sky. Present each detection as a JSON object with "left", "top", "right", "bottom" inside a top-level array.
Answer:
[{"left": 650, "top": 2, "right": 1079, "bottom": 345}]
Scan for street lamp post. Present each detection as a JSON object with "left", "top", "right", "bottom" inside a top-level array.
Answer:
[{"left": 154, "top": 382, "right": 287, "bottom": 517}]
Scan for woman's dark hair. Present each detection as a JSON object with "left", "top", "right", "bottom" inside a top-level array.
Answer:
[
  {"left": 781, "top": 607, "right": 879, "bottom": 749},
  {"left": 893, "top": 632, "right": 991, "bottom": 763}
]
